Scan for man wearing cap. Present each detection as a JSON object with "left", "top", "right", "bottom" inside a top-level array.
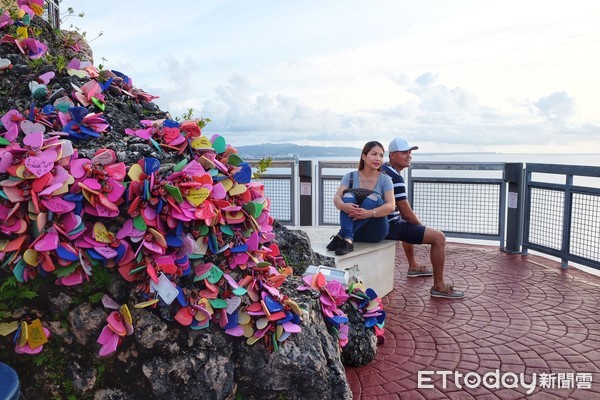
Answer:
[{"left": 382, "top": 138, "right": 465, "bottom": 299}]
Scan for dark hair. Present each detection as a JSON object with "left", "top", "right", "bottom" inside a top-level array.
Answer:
[{"left": 358, "top": 141, "right": 384, "bottom": 170}]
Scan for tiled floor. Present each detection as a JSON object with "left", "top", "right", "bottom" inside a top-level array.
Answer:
[{"left": 345, "top": 242, "right": 600, "bottom": 399}]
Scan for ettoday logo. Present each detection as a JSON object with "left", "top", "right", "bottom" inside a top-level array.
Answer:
[
  {"left": 419, "top": 370, "right": 536, "bottom": 395},
  {"left": 418, "top": 370, "right": 593, "bottom": 394}
]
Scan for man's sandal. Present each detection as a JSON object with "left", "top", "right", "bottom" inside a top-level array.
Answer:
[
  {"left": 430, "top": 285, "right": 465, "bottom": 299},
  {"left": 407, "top": 265, "right": 433, "bottom": 278}
]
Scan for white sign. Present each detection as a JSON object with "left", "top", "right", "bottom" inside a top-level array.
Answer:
[
  {"left": 149, "top": 273, "right": 179, "bottom": 305},
  {"left": 300, "top": 182, "right": 311, "bottom": 196},
  {"left": 508, "top": 192, "right": 518, "bottom": 209}
]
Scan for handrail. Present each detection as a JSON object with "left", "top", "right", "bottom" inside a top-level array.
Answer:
[
  {"left": 247, "top": 159, "right": 600, "bottom": 271},
  {"left": 523, "top": 163, "right": 600, "bottom": 269}
]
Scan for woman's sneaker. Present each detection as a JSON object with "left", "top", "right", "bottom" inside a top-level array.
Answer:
[
  {"left": 326, "top": 235, "right": 345, "bottom": 251},
  {"left": 335, "top": 240, "right": 354, "bottom": 255}
]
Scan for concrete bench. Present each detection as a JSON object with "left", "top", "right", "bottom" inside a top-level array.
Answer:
[{"left": 297, "top": 226, "right": 396, "bottom": 297}]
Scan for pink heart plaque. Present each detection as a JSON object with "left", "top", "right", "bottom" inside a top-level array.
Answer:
[{"left": 34, "top": 231, "right": 59, "bottom": 251}]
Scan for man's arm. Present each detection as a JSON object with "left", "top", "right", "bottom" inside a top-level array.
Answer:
[{"left": 396, "top": 198, "right": 422, "bottom": 225}]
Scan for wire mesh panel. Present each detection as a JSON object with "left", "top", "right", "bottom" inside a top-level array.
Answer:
[
  {"left": 321, "top": 178, "right": 342, "bottom": 225},
  {"left": 317, "top": 162, "right": 356, "bottom": 225},
  {"left": 258, "top": 178, "right": 292, "bottom": 223},
  {"left": 44, "top": 0, "right": 60, "bottom": 28},
  {"left": 412, "top": 182, "right": 500, "bottom": 235},
  {"left": 570, "top": 192, "right": 600, "bottom": 262},
  {"left": 527, "top": 187, "right": 564, "bottom": 250},
  {"left": 250, "top": 160, "right": 296, "bottom": 225},
  {"left": 524, "top": 163, "right": 600, "bottom": 269}
]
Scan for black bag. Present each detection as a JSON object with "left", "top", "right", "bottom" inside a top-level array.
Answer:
[{"left": 343, "top": 171, "right": 376, "bottom": 203}]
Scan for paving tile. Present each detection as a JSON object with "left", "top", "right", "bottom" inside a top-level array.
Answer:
[
  {"left": 445, "top": 391, "right": 477, "bottom": 399},
  {"left": 345, "top": 243, "right": 600, "bottom": 399},
  {"left": 381, "top": 381, "right": 404, "bottom": 394},
  {"left": 415, "top": 387, "right": 447, "bottom": 399},
  {"left": 479, "top": 359, "right": 502, "bottom": 369},
  {"left": 495, "top": 388, "right": 530, "bottom": 400},
  {"left": 498, "top": 354, "right": 525, "bottom": 365},
  {"left": 456, "top": 361, "right": 479, "bottom": 371},
  {"left": 359, "top": 372, "right": 387, "bottom": 387},
  {"left": 569, "top": 388, "right": 600, "bottom": 400}
]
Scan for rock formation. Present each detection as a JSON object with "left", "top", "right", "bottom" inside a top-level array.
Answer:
[{"left": 0, "top": 4, "right": 380, "bottom": 399}]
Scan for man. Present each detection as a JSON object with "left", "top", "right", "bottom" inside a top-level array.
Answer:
[{"left": 382, "top": 138, "right": 465, "bottom": 299}]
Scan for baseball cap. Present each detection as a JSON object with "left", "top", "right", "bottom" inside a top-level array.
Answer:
[{"left": 388, "top": 138, "right": 419, "bottom": 153}]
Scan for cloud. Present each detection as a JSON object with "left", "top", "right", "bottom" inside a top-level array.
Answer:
[
  {"left": 408, "top": 72, "right": 480, "bottom": 114},
  {"left": 193, "top": 72, "right": 600, "bottom": 151},
  {"left": 533, "top": 91, "right": 576, "bottom": 122},
  {"left": 60, "top": 0, "right": 600, "bottom": 153}
]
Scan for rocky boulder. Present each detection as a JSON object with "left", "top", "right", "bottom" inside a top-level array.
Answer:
[{"left": 0, "top": 7, "right": 378, "bottom": 400}]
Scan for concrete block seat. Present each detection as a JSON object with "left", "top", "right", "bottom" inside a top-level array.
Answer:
[{"left": 296, "top": 226, "right": 396, "bottom": 297}]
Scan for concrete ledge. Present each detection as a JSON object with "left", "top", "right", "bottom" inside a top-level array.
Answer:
[{"left": 294, "top": 226, "right": 396, "bottom": 297}]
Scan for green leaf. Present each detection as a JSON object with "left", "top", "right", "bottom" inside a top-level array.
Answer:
[{"left": 54, "top": 264, "right": 78, "bottom": 278}]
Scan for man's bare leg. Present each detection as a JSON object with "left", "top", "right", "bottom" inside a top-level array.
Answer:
[
  {"left": 403, "top": 241, "right": 433, "bottom": 276},
  {"left": 422, "top": 227, "right": 447, "bottom": 289},
  {"left": 402, "top": 242, "right": 420, "bottom": 270}
]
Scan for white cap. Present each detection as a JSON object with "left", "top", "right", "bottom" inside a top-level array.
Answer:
[{"left": 388, "top": 138, "right": 418, "bottom": 152}]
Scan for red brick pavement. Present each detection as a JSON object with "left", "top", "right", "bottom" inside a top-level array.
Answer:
[{"left": 345, "top": 242, "right": 600, "bottom": 399}]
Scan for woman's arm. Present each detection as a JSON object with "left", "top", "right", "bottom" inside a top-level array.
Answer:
[
  {"left": 348, "top": 189, "right": 394, "bottom": 220},
  {"left": 333, "top": 184, "right": 357, "bottom": 214},
  {"left": 367, "top": 189, "right": 395, "bottom": 219}
]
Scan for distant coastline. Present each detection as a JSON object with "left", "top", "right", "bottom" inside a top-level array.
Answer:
[
  {"left": 236, "top": 143, "right": 599, "bottom": 167},
  {"left": 237, "top": 143, "right": 499, "bottom": 159},
  {"left": 237, "top": 143, "right": 359, "bottom": 159}
]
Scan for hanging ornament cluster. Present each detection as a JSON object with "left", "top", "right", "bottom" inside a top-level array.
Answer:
[{"left": 0, "top": 2, "right": 385, "bottom": 356}]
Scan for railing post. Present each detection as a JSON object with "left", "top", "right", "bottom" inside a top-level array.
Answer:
[
  {"left": 503, "top": 163, "right": 524, "bottom": 253},
  {"left": 561, "top": 174, "right": 574, "bottom": 269},
  {"left": 298, "top": 160, "right": 312, "bottom": 226}
]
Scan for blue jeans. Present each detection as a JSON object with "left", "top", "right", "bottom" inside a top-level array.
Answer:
[{"left": 338, "top": 191, "right": 389, "bottom": 242}]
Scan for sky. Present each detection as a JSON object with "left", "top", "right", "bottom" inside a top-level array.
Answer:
[{"left": 59, "top": 0, "right": 600, "bottom": 154}]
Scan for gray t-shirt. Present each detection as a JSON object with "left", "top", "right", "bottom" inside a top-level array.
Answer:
[{"left": 340, "top": 171, "right": 393, "bottom": 197}]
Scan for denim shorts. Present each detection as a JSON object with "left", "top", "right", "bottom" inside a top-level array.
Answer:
[{"left": 385, "top": 219, "right": 426, "bottom": 244}]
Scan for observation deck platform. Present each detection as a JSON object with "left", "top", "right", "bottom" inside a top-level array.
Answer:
[{"left": 341, "top": 241, "right": 600, "bottom": 399}]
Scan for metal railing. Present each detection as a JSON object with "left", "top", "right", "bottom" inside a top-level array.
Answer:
[
  {"left": 407, "top": 162, "right": 507, "bottom": 245},
  {"left": 251, "top": 160, "right": 297, "bottom": 225},
  {"left": 44, "top": 0, "right": 60, "bottom": 29},
  {"left": 317, "top": 161, "right": 507, "bottom": 246},
  {"left": 317, "top": 161, "right": 356, "bottom": 225},
  {"left": 524, "top": 163, "right": 600, "bottom": 269},
  {"left": 251, "top": 159, "right": 600, "bottom": 271}
]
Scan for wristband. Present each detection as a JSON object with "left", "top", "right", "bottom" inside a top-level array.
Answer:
[{"left": 372, "top": 209, "right": 376, "bottom": 217}]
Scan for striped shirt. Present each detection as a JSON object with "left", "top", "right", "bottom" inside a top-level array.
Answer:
[{"left": 381, "top": 163, "right": 407, "bottom": 222}]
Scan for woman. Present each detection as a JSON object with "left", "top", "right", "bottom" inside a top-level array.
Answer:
[{"left": 327, "top": 141, "right": 396, "bottom": 255}]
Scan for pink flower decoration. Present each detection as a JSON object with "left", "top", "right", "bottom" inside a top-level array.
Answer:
[
  {"left": 0, "top": 11, "right": 13, "bottom": 28},
  {"left": 1, "top": 110, "right": 23, "bottom": 142},
  {"left": 22, "top": 38, "right": 47, "bottom": 59},
  {"left": 124, "top": 127, "right": 153, "bottom": 140}
]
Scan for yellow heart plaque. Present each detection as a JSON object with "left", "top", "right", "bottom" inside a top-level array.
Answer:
[
  {"left": 229, "top": 184, "right": 247, "bottom": 196},
  {"left": 93, "top": 222, "right": 115, "bottom": 243},
  {"left": 23, "top": 249, "right": 39, "bottom": 266},
  {"left": 186, "top": 187, "right": 210, "bottom": 206},
  {"left": 127, "top": 163, "right": 143, "bottom": 181},
  {"left": 190, "top": 136, "right": 212, "bottom": 150}
]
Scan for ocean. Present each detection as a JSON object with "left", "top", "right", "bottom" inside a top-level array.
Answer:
[{"left": 310, "top": 153, "right": 600, "bottom": 167}]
